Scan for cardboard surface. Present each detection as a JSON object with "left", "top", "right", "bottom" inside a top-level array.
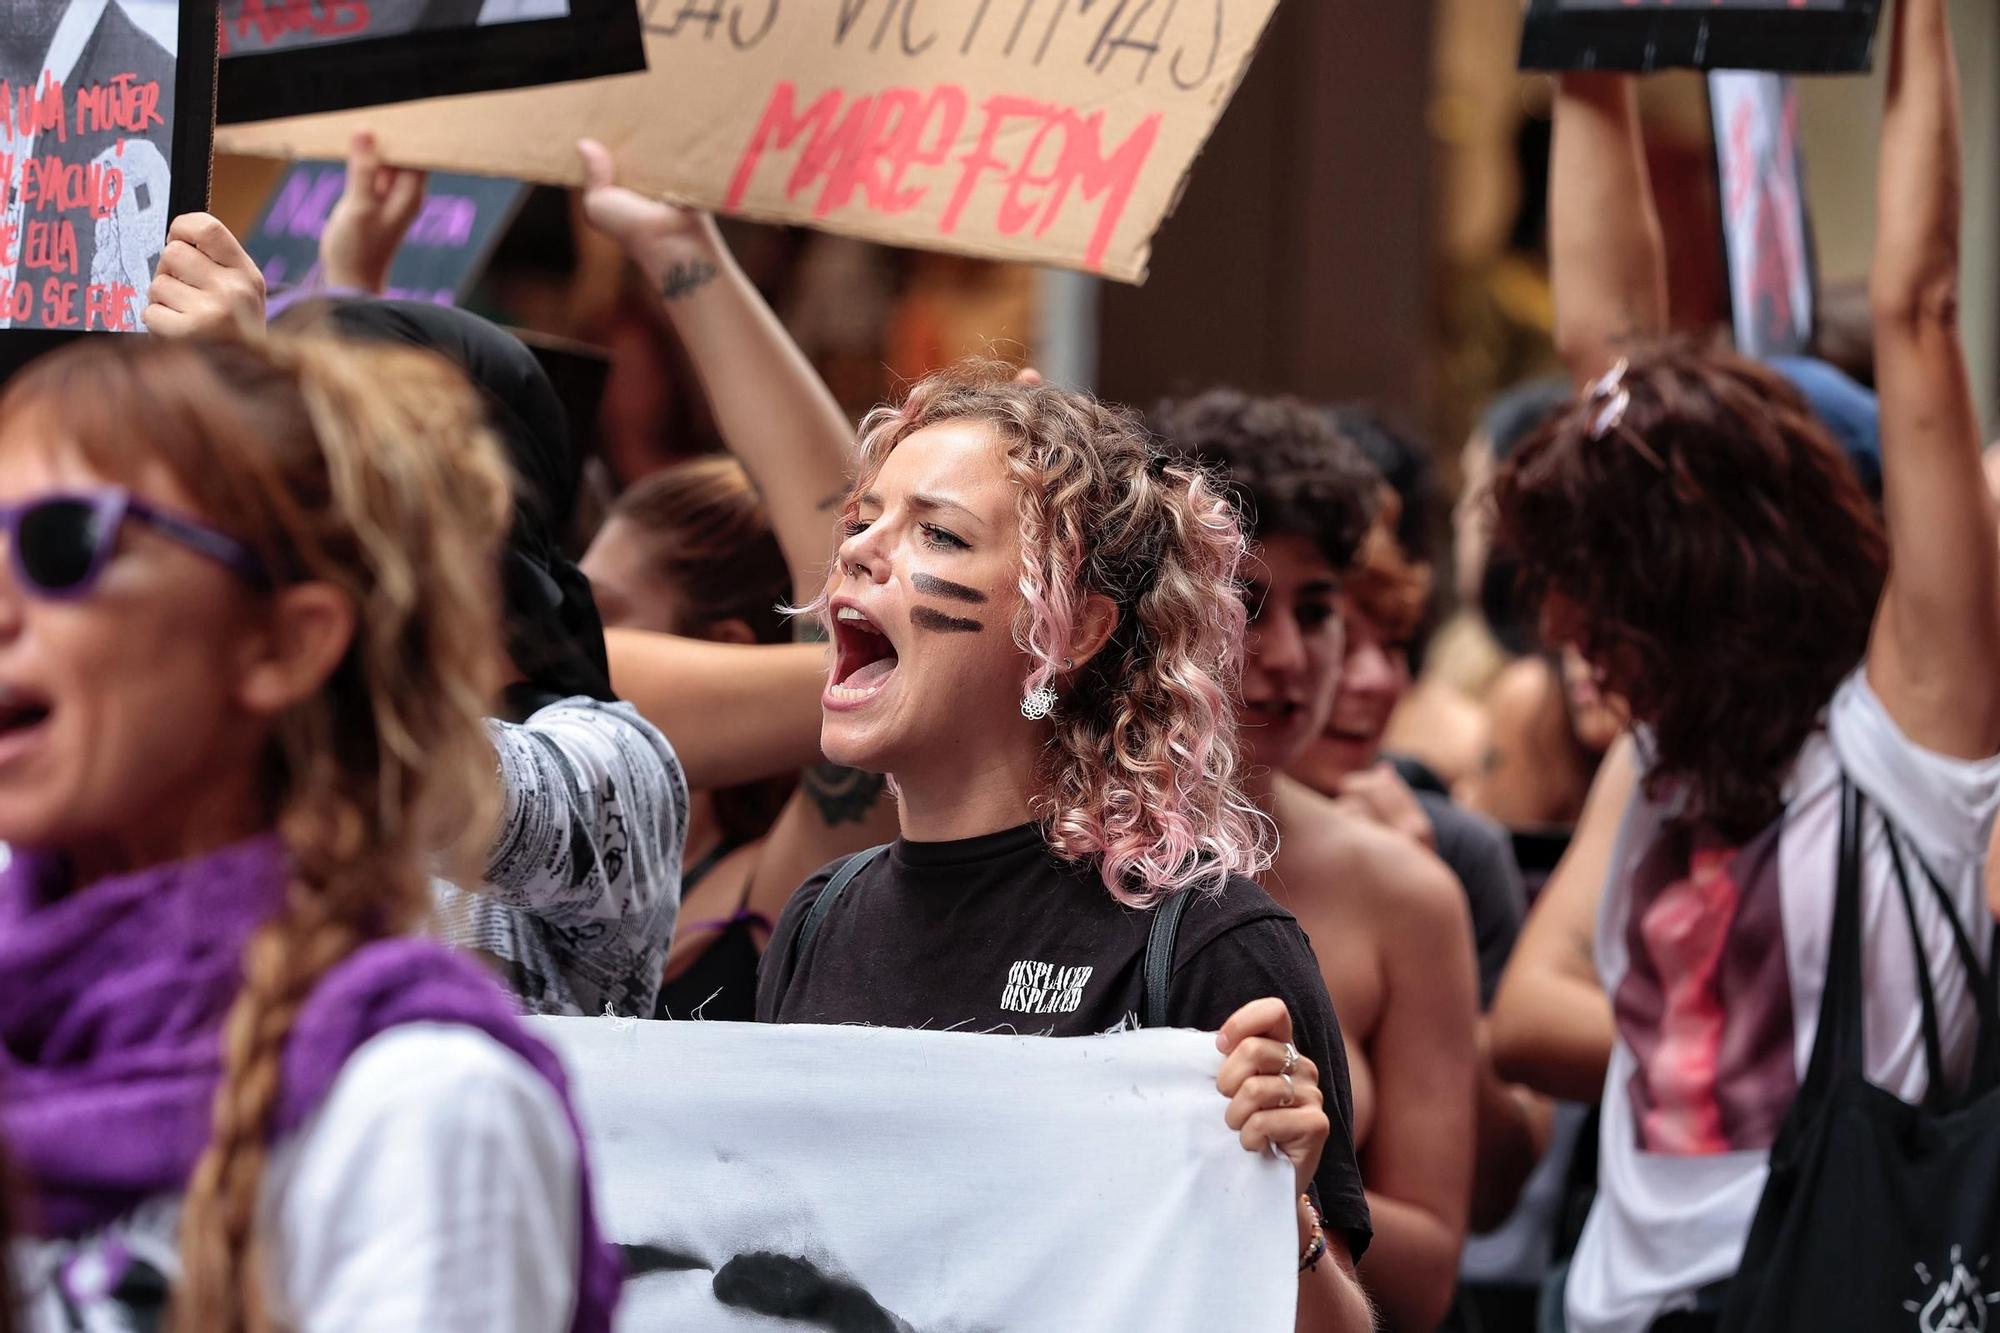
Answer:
[{"left": 217, "top": 1, "right": 1282, "bottom": 282}]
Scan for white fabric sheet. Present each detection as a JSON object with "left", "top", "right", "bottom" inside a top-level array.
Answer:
[{"left": 534, "top": 1017, "right": 1298, "bottom": 1333}]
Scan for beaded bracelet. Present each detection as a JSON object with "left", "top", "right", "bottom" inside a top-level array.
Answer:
[{"left": 1298, "top": 1194, "right": 1328, "bottom": 1274}]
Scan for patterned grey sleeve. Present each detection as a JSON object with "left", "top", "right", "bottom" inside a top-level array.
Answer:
[{"left": 483, "top": 700, "right": 690, "bottom": 931}]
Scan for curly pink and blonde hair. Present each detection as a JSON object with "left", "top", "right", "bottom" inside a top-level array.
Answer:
[{"left": 832, "top": 363, "right": 1271, "bottom": 905}]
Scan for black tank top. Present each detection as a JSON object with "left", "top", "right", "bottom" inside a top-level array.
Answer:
[{"left": 654, "top": 842, "right": 769, "bottom": 1022}]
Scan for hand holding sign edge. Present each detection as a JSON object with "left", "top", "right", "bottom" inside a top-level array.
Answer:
[
  {"left": 576, "top": 138, "right": 722, "bottom": 290},
  {"left": 322, "top": 131, "right": 430, "bottom": 294}
]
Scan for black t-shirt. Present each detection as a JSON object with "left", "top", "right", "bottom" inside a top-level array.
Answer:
[
  {"left": 1415, "top": 790, "right": 1527, "bottom": 1009},
  {"left": 756, "top": 823, "right": 1372, "bottom": 1258}
]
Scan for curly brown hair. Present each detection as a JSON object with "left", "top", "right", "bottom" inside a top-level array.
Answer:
[
  {"left": 1149, "top": 389, "right": 1380, "bottom": 574},
  {"left": 1491, "top": 340, "right": 1886, "bottom": 840},
  {"left": 1347, "top": 489, "right": 1434, "bottom": 645}
]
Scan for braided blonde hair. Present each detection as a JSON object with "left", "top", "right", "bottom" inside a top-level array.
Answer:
[{"left": 0, "top": 334, "right": 511, "bottom": 1332}]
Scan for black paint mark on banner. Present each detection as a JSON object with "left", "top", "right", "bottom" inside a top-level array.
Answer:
[
  {"left": 712, "top": 1251, "right": 918, "bottom": 1333},
  {"left": 616, "top": 1242, "right": 711, "bottom": 1277}
]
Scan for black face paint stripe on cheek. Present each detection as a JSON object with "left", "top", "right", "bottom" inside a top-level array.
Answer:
[
  {"left": 910, "top": 572, "right": 987, "bottom": 604},
  {"left": 911, "top": 606, "right": 984, "bottom": 634}
]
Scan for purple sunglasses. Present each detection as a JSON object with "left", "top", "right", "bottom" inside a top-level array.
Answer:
[{"left": 0, "top": 487, "right": 268, "bottom": 600}]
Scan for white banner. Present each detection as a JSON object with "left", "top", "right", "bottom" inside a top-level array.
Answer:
[{"left": 534, "top": 1017, "right": 1298, "bottom": 1332}]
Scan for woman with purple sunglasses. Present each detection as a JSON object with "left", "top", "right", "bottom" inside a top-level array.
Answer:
[
  {"left": 0, "top": 489, "right": 271, "bottom": 599},
  {"left": 0, "top": 334, "right": 618, "bottom": 1333}
]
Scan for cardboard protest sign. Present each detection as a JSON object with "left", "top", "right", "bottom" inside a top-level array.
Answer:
[
  {"left": 1, "top": 0, "right": 217, "bottom": 372},
  {"left": 534, "top": 1017, "right": 1298, "bottom": 1332},
  {"left": 1711, "top": 73, "right": 1814, "bottom": 360},
  {"left": 216, "top": 1, "right": 1283, "bottom": 282},
  {"left": 1520, "top": 0, "right": 1884, "bottom": 74},
  {"left": 215, "top": 0, "right": 648, "bottom": 124},
  {"left": 243, "top": 159, "right": 528, "bottom": 303}
]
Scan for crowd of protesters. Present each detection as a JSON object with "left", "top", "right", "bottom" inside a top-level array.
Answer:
[{"left": 0, "top": 0, "right": 1994, "bottom": 1329}]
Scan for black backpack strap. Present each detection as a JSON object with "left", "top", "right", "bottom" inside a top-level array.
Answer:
[
  {"left": 1142, "top": 890, "right": 1196, "bottom": 1029},
  {"left": 1884, "top": 810, "right": 1951, "bottom": 1112},
  {"left": 792, "top": 845, "right": 889, "bottom": 974},
  {"left": 1884, "top": 816, "right": 2000, "bottom": 1096},
  {"left": 1798, "top": 776, "right": 1867, "bottom": 1116}
]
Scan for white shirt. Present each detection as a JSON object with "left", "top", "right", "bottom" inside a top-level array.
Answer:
[
  {"left": 14, "top": 1026, "right": 580, "bottom": 1332},
  {"left": 1567, "top": 671, "right": 2000, "bottom": 1332}
]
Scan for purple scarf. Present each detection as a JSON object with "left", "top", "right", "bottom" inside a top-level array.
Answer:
[{"left": 0, "top": 834, "right": 620, "bottom": 1331}]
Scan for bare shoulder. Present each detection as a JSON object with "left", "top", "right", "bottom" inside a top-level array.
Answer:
[
  {"left": 1271, "top": 779, "right": 1469, "bottom": 935},
  {"left": 1384, "top": 680, "right": 1493, "bottom": 789},
  {"left": 1483, "top": 656, "right": 1561, "bottom": 735}
]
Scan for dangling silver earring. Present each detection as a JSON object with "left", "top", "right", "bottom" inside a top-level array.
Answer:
[{"left": 1020, "top": 659, "right": 1072, "bottom": 721}]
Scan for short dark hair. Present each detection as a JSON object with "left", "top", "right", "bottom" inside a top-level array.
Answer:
[
  {"left": 1327, "top": 404, "right": 1439, "bottom": 568},
  {"left": 1150, "top": 389, "right": 1379, "bottom": 573}
]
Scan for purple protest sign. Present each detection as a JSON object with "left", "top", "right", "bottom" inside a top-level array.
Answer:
[{"left": 245, "top": 161, "right": 528, "bottom": 305}]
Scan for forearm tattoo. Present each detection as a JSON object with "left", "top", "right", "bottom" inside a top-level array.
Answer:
[{"left": 660, "top": 259, "right": 720, "bottom": 301}]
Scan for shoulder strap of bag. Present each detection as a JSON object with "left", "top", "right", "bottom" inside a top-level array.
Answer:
[
  {"left": 1798, "top": 777, "right": 1869, "bottom": 1112},
  {"left": 1142, "top": 890, "right": 1196, "bottom": 1029},
  {"left": 1884, "top": 821, "right": 2000, "bottom": 1096},
  {"left": 1883, "top": 811, "right": 1952, "bottom": 1112},
  {"left": 792, "top": 845, "right": 889, "bottom": 973}
]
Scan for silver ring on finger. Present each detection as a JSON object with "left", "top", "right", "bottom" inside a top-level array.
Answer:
[
  {"left": 1279, "top": 1072, "right": 1296, "bottom": 1108},
  {"left": 1280, "top": 1042, "right": 1299, "bottom": 1077}
]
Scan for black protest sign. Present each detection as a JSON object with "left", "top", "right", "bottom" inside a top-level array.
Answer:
[
  {"left": 1520, "top": 0, "right": 1884, "bottom": 74},
  {"left": 2, "top": 0, "right": 218, "bottom": 381},
  {"left": 1711, "top": 72, "right": 1815, "bottom": 360},
  {"left": 216, "top": 0, "right": 646, "bottom": 124},
  {"left": 244, "top": 159, "right": 527, "bottom": 304}
]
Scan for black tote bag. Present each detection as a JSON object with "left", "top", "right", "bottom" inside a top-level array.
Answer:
[{"left": 1719, "top": 779, "right": 2000, "bottom": 1332}]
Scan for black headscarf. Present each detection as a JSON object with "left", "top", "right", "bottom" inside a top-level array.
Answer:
[{"left": 320, "top": 299, "right": 616, "bottom": 713}]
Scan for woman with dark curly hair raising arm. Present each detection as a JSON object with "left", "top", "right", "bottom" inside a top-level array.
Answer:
[
  {"left": 756, "top": 366, "right": 1374, "bottom": 1332},
  {"left": 1490, "top": 1, "right": 2000, "bottom": 1328}
]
